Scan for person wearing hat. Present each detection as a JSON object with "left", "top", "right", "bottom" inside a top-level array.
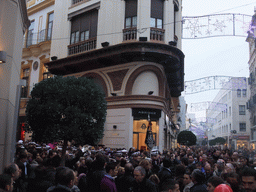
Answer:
[
  {"left": 130, "top": 152, "right": 140, "bottom": 168},
  {"left": 151, "top": 151, "right": 161, "bottom": 175}
]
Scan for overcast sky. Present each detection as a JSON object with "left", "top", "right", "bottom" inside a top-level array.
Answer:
[{"left": 181, "top": 0, "right": 256, "bottom": 115}]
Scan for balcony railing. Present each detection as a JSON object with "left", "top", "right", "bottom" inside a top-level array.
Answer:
[
  {"left": 123, "top": 28, "right": 137, "bottom": 41},
  {"left": 72, "top": 0, "right": 88, "bottom": 5},
  {"left": 150, "top": 28, "right": 165, "bottom": 41},
  {"left": 68, "top": 37, "right": 97, "bottom": 55},
  {"left": 25, "top": 28, "right": 53, "bottom": 48}
]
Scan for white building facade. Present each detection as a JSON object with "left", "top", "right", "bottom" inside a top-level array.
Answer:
[
  {"left": 0, "top": 0, "right": 29, "bottom": 172},
  {"left": 21, "top": 0, "right": 184, "bottom": 152},
  {"left": 206, "top": 78, "right": 250, "bottom": 150}
]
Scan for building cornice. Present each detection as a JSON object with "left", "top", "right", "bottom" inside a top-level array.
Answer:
[
  {"left": 27, "top": 0, "right": 55, "bottom": 16},
  {"left": 19, "top": 0, "right": 30, "bottom": 33}
]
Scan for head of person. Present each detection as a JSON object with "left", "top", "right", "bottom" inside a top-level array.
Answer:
[
  {"left": 161, "top": 179, "right": 180, "bottom": 192},
  {"left": 18, "top": 152, "right": 28, "bottom": 163},
  {"left": 224, "top": 163, "right": 235, "bottom": 173},
  {"left": 105, "top": 162, "right": 118, "bottom": 177},
  {"left": 216, "top": 159, "right": 225, "bottom": 170},
  {"left": 163, "top": 157, "right": 172, "bottom": 168},
  {"left": 55, "top": 167, "right": 76, "bottom": 188},
  {"left": 232, "top": 152, "right": 239, "bottom": 161},
  {"left": 240, "top": 167, "right": 256, "bottom": 192},
  {"left": 0, "top": 174, "right": 13, "bottom": 192},
  {"left": 134, "top": 166, "right": 146, "bottom": 183},
  {"left": 124, "top": 163, "right": 134, "bottom": 175},
  {"left": 3, "top": 163, "right": 21, "bottom": 181},
  {"left": 204, "top": 163, "right": 213, "bottom": 176},
  {"left": 239, "top": 156, "right": 249, "bottom": 167},
  {"left": 183, "top": 172, "right": 192, "bottom": 186},
  {"left": 207, "top": 176, "right": 224, "bottom": 192},
  {"left": 188, "top": 155, "right": 194, "bottom": 164},
  {"left": 191, "top": 169, "right": 205, "bottom": 184},
  {"left": 149, "top": 174, "right": 160, "bottom": 185},
  {"left": 139, "top": 159, "right": 152, "bottom": 171}
]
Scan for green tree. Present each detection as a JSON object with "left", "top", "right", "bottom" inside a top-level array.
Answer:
[
  {"left": 26, "top": 76, "right": 107, "bottom": 163},
  {"left": 177, "top": 130, "right": 197, "bottom": 146},
  {"left": 214, "top": 137, "right": 226, "bottom": 145}
]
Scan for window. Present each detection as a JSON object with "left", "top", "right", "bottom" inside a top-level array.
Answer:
[
  {"left": 21, "top": 68, "right": 30, "bottom": 98},
  {"left": 237, "top": 89, "right": 241, "bottom": 97},
  {"left": 47, "top": 12, "right": 54, "bottom": 40},
  {"left": 27, "top": 20, "right": 35, "bottom": 47},
  {"left": 239, "top": 123, "right": 246, "bottom": 132},
  {"left": 125, "top": 0, "right": 137, "bottom": 28},
  {"left": 70, "top": 9, "right": 98, "bottom": 44},
  {"left": 151, "top": 0, "right": 163, "bottom": 29},
  {"left": 125, "top": 16, "right": 137, "bottom": 28},
  {"left": 229, "top": 106, "right": 231, "bottom": 116},
  {"left": 43, "top": 65, "right": 53, "bottom": 80},
  {"left": 242, "top": 89, "right": 247, "bottom": 97},
  {"left": 239, "top": 105, "right": 246, "bottom": 115}
]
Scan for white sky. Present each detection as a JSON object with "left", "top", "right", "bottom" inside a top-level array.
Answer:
[{"left": 181, "top": 0, "right": 256, "bottom": 115}]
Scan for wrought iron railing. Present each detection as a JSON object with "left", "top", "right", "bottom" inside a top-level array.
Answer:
[
  {"left": 25, "top": 28, "right": 53, "bottom": 48},
  {"left": 150, "top": 28, "right": 165, "bottom": 41},
  {"left": 68, "top": 37, "right": 97, "bottom": 55},
  {"left": 123, "top": 28, "right": 137, "bottom": 41}
]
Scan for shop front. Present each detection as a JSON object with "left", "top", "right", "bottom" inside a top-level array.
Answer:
[
  {"left": 232, "top": 134, "right": 250, "bottom": 149},
  {"left": 132, "top": 108, "right": 161, "bottom": 150}
]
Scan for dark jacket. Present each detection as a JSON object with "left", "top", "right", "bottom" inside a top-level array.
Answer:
[
  {"left": 47, "top": 184, "right": 72, "bottom": 192},
  {"left": 133, "top": 178, "right": 157, "bottom": 192},
  {"left": 86, "top": 169, "right": 106, "bottom": 192},
  {"left": 157, "top": 167, "right": 173, "bottom": 191},
  {"left": 190, "top": 183, "right": 207, "bottom": 192},
  {"left": 115, "top": 173, "right": 136, "bottom": 192}
]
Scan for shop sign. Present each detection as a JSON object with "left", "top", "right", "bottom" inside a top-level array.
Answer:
[
  {"left": 132, "top": 108, "right": 161, "bottom": 120},
  {"left": 231, "top": 134, "right": 250, "bottom": 140}
]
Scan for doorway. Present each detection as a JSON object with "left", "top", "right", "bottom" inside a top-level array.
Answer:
[{"left": 133, "top": 119, "right": 159, "bottom": 150}]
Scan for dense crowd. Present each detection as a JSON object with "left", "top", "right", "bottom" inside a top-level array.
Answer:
[{"left": 0, "top": 140, "right": 256, "bottom": 192}]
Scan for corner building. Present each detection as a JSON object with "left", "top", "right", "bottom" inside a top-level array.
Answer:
[{"left": 47, "top": 0, "right": 184, "bottom": 151}]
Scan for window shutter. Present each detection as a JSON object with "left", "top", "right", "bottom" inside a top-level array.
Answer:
[
  {"left": 90, "top": 10, "right": 98, "bottom": 38},
  {"left": 80, "top": 12, "right": 90, "bottom": 32},
  {"left": 71, "top": 17, "right": 80, "bottom": 32},
  {"left": 125, "top": 0, "right": 137, "bottom": 17},
  {"left": 151, "top": 0, "right": 164, "bottom": 19}
]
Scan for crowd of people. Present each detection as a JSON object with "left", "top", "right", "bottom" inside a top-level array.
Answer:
[{"left": 0, "top": 140, "right": 256, "bottom": 192}]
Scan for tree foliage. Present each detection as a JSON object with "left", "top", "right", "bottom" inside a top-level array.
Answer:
[
  {"left": 209, "top": 137, "right": 226, "bottom": 146},
  {"left": 26, "top": 76, "right": 107, "bottom": 145},
  {"left": 177, "top": 130, "right": 197, "bottom": 146}
]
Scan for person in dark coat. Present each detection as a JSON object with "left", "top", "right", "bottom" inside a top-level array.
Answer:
[
  {"left": 133, "top": 166, "right": 157, "bottom": 192},
  {"left": 16, "top": 152, "right": 33, "bottom": 192},
  {"left": 86, "top": 154, "right": 107, "bottom": 192},
  {"left": 47, "top": 167, "right": 77, "bottom": 192},
  {"left": 116, "top": 163, "right": 136, "bottom": 192},
  {"left": 190, "top": 169, "right": 207, "bottom": 192},
  {"left": 157, "top": 157, "right": 173, "bottom": 191}
]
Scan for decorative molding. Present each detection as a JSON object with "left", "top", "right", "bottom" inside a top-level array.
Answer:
[
  {"left": 27, "top": 0, "right": 55, "bottom": 16},
  {"left": 125, "top": 65, "right": 165, "bottom": 97},
  {"left": 107, "top": 69, "right": 129, "bottom": 91}
]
